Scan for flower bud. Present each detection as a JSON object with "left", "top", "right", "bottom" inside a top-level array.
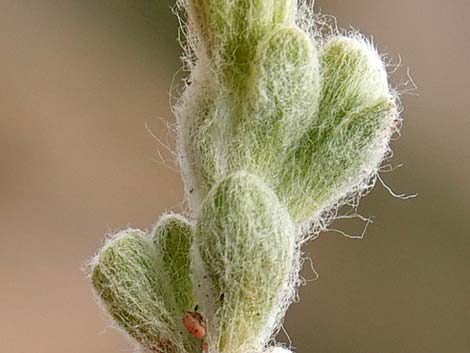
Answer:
[{"left": 192, "top": 172, "right": 297, "bottom": 353}]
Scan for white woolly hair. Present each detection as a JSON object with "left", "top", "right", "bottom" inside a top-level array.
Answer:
[
  {"left": 90, "top": 1, "right": 403, "bottom": 353},
  {"left": 174, "top": 0, "right": 400, "bottom": 236}
]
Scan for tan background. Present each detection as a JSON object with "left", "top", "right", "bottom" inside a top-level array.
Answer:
[{"left": 1, "top": 1, "right": 469, "bottom": 352}]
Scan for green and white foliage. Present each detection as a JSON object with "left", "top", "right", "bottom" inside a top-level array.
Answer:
[{"left": 91, "top": 0, "right": 400, "bottom": 352}]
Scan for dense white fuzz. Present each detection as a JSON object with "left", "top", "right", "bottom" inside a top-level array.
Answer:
[
  {"left": 91, "top": 1, "right": 402, "bottom": 352},
  {"left": 192, "top": 172, "right": 298, "bottom": 353}
]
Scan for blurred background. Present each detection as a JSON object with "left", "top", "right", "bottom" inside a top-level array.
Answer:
[{"left": 0, "top": 1, "right": 468, "bottom": 352}]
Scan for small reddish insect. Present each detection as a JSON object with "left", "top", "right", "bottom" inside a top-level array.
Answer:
[{"left": 182, "top": 309, "right": 206, "bottom": 339}]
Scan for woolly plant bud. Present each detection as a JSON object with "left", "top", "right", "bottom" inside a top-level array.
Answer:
[
  {"left": 238, "top": 26, "right": 320, "bottom": 174},
  {"left": 91, "top": 229, "right": 180, "bottom": 352},
  {"left": 91, "top": 1, "right": 404, "bottom": 352},
  {"left": 92, "top": 223, "right": 201, "bottom": 353},
  {"left": 187, "top": 0, "right": 297, "bottom": 60},
  {"left": 177, "top": 25, "right": 321, "bottom": 213},
  {"left": 278, "top": 35, "right": 398, "bottom": 223},
  {"left": 192, "top": 171, "right": 297, "bottom": 353},
  {"left": 153, "top": 214, "right": 195, "bottom": 315}
]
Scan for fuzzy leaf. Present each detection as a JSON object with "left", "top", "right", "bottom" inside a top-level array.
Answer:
[
  {"left": 92, "top": 224, "right": 201, "bottom": 353},
  {"left": 153, "top": 214, "right": 195, "bottom": 314},
  {"left": 192, "top": 172, "right": 297, "bottom": 353},
  {"left": 278, "top": 36, "right": 398, "bottom": 222}
]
